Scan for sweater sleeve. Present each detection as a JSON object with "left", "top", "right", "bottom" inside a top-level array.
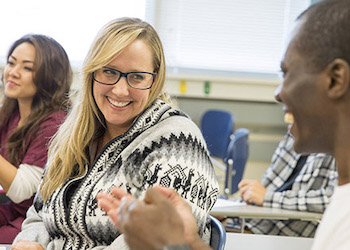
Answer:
[
  {"left": 120, "top": 116, "right": 219, "bottom": 243},
  {"left": 13, "top": 201, "right": 50, "bottom": 248},
  {"left": 6, "top": 163, "right": 44, "bottom": 203}
]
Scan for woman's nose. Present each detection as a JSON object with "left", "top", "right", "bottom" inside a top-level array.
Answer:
[
  {"left": 8, "top": 65, "right": 20, "bottom": 78},
  {"left": 112, "top": 76, "right": 129, "bottom": 96}
]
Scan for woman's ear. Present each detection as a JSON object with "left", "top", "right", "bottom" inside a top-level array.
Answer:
[{"left": 327, "top": 58, "right": 350, "bottom": 99}]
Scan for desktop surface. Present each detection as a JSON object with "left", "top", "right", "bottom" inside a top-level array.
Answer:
[
  {"left": 211, "top": 198, "right": 322, "bottom": 222},
  {"left": 225, "top": 233, "right": 314, "bottom": 250}
]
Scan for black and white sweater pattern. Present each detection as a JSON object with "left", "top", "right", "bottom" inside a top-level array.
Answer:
[{"left": 18, "top": 99, "right": 219, "bottom": 249}]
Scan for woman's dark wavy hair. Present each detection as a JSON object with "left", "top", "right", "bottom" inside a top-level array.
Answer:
[{"left": 0, "top": 34, "right": 72, "bottom": 166}]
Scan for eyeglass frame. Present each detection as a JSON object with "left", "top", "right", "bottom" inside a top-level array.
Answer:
[{"left": 92, "top": 66, "right": 157, "bottom": 90}]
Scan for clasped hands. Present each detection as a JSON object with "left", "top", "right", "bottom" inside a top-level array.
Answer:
[{"left": 97, "top": 186, "right": 201, "bottom": 250}]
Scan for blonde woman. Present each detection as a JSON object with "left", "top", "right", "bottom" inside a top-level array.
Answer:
[{"left": 13, "top": 18, "right": 219, "bottom": 249}]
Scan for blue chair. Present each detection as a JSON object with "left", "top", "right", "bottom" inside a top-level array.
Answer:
[
  {"left": 0, "top": 190, "right": 10, "bottom": 204},
  {"left": 201, "top": 110, "right": 234, "bottom": 170},
  {"left": 224, "top": 128, "right": 250, "bottom": 196},
  {"left": 210, "top": 215, "right": 226, "bottom": 250}
]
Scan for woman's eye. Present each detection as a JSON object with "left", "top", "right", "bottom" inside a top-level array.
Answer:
[
  {"left": 133, "top": 74, "right": 144, "bottom": 80},
  {"left": 24, "top": 67, "right": 33, "bottom": 72},
  {"left": 103, "top": 69, "right": 117, "bottom": 75}
]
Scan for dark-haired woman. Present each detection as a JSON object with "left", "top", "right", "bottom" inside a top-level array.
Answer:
[{"left": 0, "top": 34, "right": 72, "bottom": 243}]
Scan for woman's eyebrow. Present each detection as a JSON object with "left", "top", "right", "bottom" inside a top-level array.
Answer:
[{"left": 9, "top": 55, "right": 34, "bottom": 64}]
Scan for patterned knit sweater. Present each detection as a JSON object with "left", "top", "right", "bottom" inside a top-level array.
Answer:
[{"left": 15, "top": 99, "right": 219, "bottom": 249}]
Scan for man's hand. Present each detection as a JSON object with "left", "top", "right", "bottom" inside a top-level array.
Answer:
[
  {"left": 11, "top": 240, "right": 44, "bottom": 250},
  {"left": 238, "top": 179, "right": 266, "bottom": 206},
  {"left": 97, "top": 186, "right": 201, "bottom": 249},
  {"left": 117, "top": 188, "right": 187, "bottom": 250},
  {"left": 97, "top": 187, "right": 132, "bottom": 227},
  {"left": 151, "top": 186, "right": 199, "bottom": 246}
]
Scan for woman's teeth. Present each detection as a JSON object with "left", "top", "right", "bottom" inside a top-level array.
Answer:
[{"left": 107, "top": 97, "right": 130, "bottom": 107}]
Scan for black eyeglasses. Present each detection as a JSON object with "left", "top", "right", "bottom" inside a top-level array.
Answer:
[{"left": 92, "top": 66, "right": 156, "bottom": 90}]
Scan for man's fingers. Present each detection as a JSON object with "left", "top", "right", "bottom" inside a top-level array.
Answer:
[
  {"left": 241, "top": 187, "right": 252, "bottom": 202},
  {"left": 106, "top": 208, "right": 119, "bottom": 227},
  {"left": 96, "top": 187, "right": 131, "bottom": 214},
  {"left": 153, "top": 185, "right": 174, "bottom": 197},
  {"left": 242, "top": 191, "right": 253, "bottom": 204},
  {"left": 119, "top": 196, "right": 134, "bottom": 211},
  {"left": 118, "top": 197, "right": 141, "bottom": 232},
  {"left": 96, "top": 192, "right": 119, "bottom": 204},
  {"left": 97, "top": 192, "right": 122, "bottom": 212},
  {"left": 98, "top": 198, "right": 119, "bottom": 214},
  {"left": 238, "top": 179, "right": 255, "bottom": 189},
  {"left": 239, "top": 184, "right": 249, "bottom": 197},
  {"left": 110, "top": 187, "right": 129, "bottom": 200},
  {"left": 143, "top": 187, "right": 167, "bottom": 204},
  {"left": 238, "top": 179, "right": 250, "bottom": 188},
  {"left": 153, "top": 186, "right": 182, "bottom": 203}
]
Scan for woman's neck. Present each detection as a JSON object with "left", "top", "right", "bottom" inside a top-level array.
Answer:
[
  {"left": 17, "top": 101, "right": 32, "bottom": 127},
  {"left": 95, "top": 124, "right": 131, "bottom": 155},
  {"left": 96, "top": 131, "right": 116, "bottom": 155}
]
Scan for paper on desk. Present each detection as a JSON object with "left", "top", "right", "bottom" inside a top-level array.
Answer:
[{"left": 214, "top": 198, "right": 246, "bottom": 207}]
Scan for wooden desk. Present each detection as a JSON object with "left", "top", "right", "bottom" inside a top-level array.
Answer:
[
  {"left": 210, "top": 199, "right": 322, "bottom": 233},
  {"left": 224, "top": 233, "right": 314, "bottom": 250}
]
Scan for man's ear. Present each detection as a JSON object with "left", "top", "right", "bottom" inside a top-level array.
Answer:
[{"left": 327, "top": 58, "right": 350, "bottom": 99}]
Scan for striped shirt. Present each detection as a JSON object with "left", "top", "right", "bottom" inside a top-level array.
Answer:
[{"left": 246, "top": 133, "right": 338, "bottom": 237}]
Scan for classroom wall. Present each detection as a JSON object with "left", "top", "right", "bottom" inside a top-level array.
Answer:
[{"left": 163, "top": 72, "right": 287, "bottom": 163}]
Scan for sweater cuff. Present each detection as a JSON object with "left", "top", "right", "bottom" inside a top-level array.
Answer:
[{"left": 7, "top": 163, "right": 44, "bottom": 203}]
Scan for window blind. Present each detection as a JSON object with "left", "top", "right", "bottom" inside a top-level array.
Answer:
[{"left": 145, "top": 0, "right": 310, "bottom": 76}]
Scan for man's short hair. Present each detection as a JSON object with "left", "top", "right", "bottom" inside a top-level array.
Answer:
[{"left": 295, "top": 0, "right": 350, "bottom": 72}]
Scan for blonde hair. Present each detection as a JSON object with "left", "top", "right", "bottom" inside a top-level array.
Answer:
[{"left": 40, "top": 17, "right": 171, "bottom": 201}]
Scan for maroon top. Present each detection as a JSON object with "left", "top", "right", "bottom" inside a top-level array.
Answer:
[{"left": 0, "top": 110, "right": 66, "bottom": 231}]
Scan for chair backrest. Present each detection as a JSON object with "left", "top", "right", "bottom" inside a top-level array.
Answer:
[
  {"left": 201, "top": 110, "right": 234, "bottom": 159},
  {"left": 224, "top": 128, "right": 250, "bottom": 195},
  {"left": 0, "top": 189, "right": 10, "bottom": 204},
  {"left": 210, "top": 215, "right": 227, "bottom": 250}
]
